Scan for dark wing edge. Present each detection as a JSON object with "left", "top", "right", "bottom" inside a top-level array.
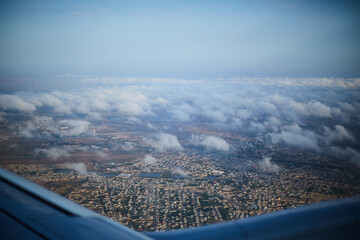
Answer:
[
  {"left": 147, "top": 196, "right": 360, "bottom": 240},
  {"left": 1, "top": 168, "right": 359, "bottom": 240},
  {"left": 0, "top": 168, "right": 152, "bottom": 240}
]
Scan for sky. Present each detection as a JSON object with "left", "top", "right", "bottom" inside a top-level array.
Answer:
[{"left": 0, "top": 0, "right": 359, "bottom": 79}]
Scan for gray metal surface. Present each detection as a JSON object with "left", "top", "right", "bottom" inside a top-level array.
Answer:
[
  {"left": 146, "top": 197, "right": 360, "bottom": 240},
  {"left": 1, "top": 168, "right": 359, "bottom": 240},
  {"left": 0, "top": 168, "right": 152, "bottom": 240}
]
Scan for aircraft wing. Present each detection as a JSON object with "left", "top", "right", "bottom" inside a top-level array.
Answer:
[
  {"left": 146, "top": 195, "right": 360, "bottom": 240},
  {"left": 1, "top": 168, "right": 359, "bottom": 240}
]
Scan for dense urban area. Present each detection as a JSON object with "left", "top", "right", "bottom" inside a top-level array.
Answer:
[{"left": 2, "top": 116, "right": 359, "bottom": 232}]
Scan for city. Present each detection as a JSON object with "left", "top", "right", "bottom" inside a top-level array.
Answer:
[
  {"left": 2, "top": 119, "right": 359, "bottom": 231},
  {"left": 1, "top": 1, "right": 359, "bottom": 239}
]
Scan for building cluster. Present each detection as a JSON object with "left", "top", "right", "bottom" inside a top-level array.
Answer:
[{"left": 4, "top": 147, "right": 359, "bottom": 232}]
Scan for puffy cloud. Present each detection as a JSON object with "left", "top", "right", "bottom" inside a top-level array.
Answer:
[
  {"left": 0, "top": 94, "right": 36, "bottom": 112},
  {"left": 306, "top": 101, "right": 332, "bottom": 118},
  {"left": 323, "top": 125, "right": 356, "bottom": 144},
  {"left": 349, "top": 149, "right": 360, "bottom": 167},
  {"left": 171, "top": 109, "right": 191, "bottom": 122},
  {"left": 1, "top": 76, "right": 359, "bottom": 166},
  {"left": 34, "top": 145, "right": 106, "bottom": 160},
  {"left": 269, "top": 124, "right": 318, "bottom": 150},
  {"left": 1, "top": 86, "right": 155, "bottom": 119},
  {"left": 65, "top": 162, "right": 88, "bottom": 175},
  {"left": 236, "top": 109, "right": 252, "bottom": 120},
  {"left": 58, "top": 120, "right": 91, "bottom": 137},
  {"left": 339, "top": 102, "right": 357, "bottom": 113},
  {"left": 143, "top": 154, "right": 157, "bottom": 165},
  {"left": 258, "top": 156, "right": 280, "bottom": 172},
  {"left": 204, "top": 110, "right": 227, "bottom": 123},
  {"left": 121, "top": 142, "right": 135, "bottom": 151},
  {"left": 19, "top": 123, "right": 36, "bottom": 138},
  {"left": 36, "top": 93, "right": 72, "bottom": 114},
  {"left": 117, "top": 102, "right": 149, "bottom": 116},
  {"left": 128, "top": 117, "right": 142, "bottom": 124},
  {"left": 171, "top": 167, "right": 189, "bottom": 177},
  {"left": 330, "top": 147, "right": 360, "bottom": 167},
  {"left": 268, "top": 95, "right": 333, "bottom": 120},
  {"left": 95, "top": 150, "right": 108, "bottom": 158},
  {"left": 17, "top": 117, "right": 92, "bottom": 138},
  {"left": 146, "top": 133, "right": 183, "bottom": 151},
  {"left": 191, "top": 134, "right": 230, "bottom": 151},
  {"left": 34, "top": 147, "right": 73, "bottom": 160}
]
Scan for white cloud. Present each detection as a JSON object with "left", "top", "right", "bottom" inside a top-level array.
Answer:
[
  {"left": 121, "top": 142, "right": 135, "bottom": 151},
  {"left": 146, "top": 133, "right": 183, "bottom": 151},
  {"left": 1, "top": 76, "right": 359, "bottom": 167},
  {"left": 306, "top": 101, "right": 332, "bottom": 118},
  {"left": 330, "top": 147, "right": 360, "bottom": 167},
  {"left": 0, "top": 94, "right": 36, "bottom": 112},
  {"left": 324, "top": 125, "right": 356, "bottom": 144},
  {"left": 191, "top": 134, "right": 230, "bottom": 151},
  {"left": 36, "top": 93, "right": 72, "bottom": 114},
  {"left": 65, "top": 162, "right": 88, "bottom": 174},
  {"left": 17, "top": 117, "right": 92, "bottom": 138},
  {"left": 258, "top": 156, "right": 280, "bottom": 172},
  {"left": 34, "top": 147, "right": 73, "bottom": 160},
  {"left": 269, "top": 124, "right": 318, "bottom": 150},
  {"left": 171, "top": 167, "right": 189, "bottom": 177},
  {"left": 95, "top": 150, "right": 108, "bottom": 158},
  {"left": 128, "top": 117, "right": 142, "bottom": 124},
  {"left": 34, "top": 145, "right": 106, "bottom": 160},
  {"left": 58, "top": 120, "right": 91, "bottom": 137},
  {"left": 143, "top": 154, "right": 157, "bottom": 165}
]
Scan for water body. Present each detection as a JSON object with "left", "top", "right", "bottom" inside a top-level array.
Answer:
[
  {"left": 54, "top": 169, "right": 72, "bottom": 173},
  {"left": 139, "top": 172, "right": 162, "bottom": 178}
]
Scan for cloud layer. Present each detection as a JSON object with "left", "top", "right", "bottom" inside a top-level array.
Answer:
[{"left": 0, "top": 77, "right": 359, "bottom": 166}]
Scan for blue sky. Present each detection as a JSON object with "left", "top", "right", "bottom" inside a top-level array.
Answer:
[{"left": 0, "top": 0, "right": 359, "bottom": 79}]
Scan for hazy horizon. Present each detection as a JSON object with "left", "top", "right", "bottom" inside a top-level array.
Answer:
[
  {"left": 1, "top": 0, "right": 359, "bottom": 168},
  {"left": 1, "top": 0, "right": 360, "bottom": 79}
]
